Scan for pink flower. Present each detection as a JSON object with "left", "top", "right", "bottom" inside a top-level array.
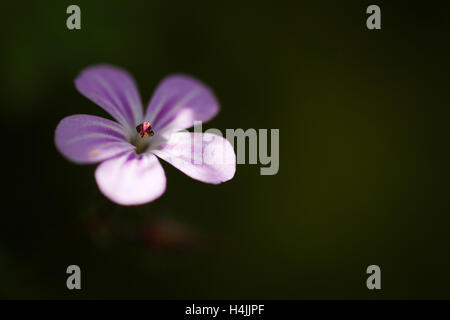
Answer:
[{"left": 55, "top": 65, "right": 236, "bottom": 205}]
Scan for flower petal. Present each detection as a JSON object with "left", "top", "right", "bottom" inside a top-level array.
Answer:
[
  {"left": 95, "top": 151, "right": 166, "bottom": 205},
  {"left": 145, "top": 75, "right": 219, "bottom": 133},
  {"left": 55, "top": 114, "right": 135, "bottom": 164},
  {"left": 75, "top": 65, "right": 143, "bottom": 129},
  {"left": 152, "top": 132, "right": 236, "bottom": 184}
]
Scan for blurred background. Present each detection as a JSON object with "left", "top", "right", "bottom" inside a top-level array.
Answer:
[{"left": 1, "top": 0, "right": 449, "bottom": 299}]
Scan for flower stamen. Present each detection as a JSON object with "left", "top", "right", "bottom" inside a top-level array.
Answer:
[{"left": 136, "top": 121, "right": 154, "bottom": 139}]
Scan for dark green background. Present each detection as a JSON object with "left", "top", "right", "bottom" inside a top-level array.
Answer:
[{"left": 1, "top": 1, "right": 449, "bottom": 299}]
